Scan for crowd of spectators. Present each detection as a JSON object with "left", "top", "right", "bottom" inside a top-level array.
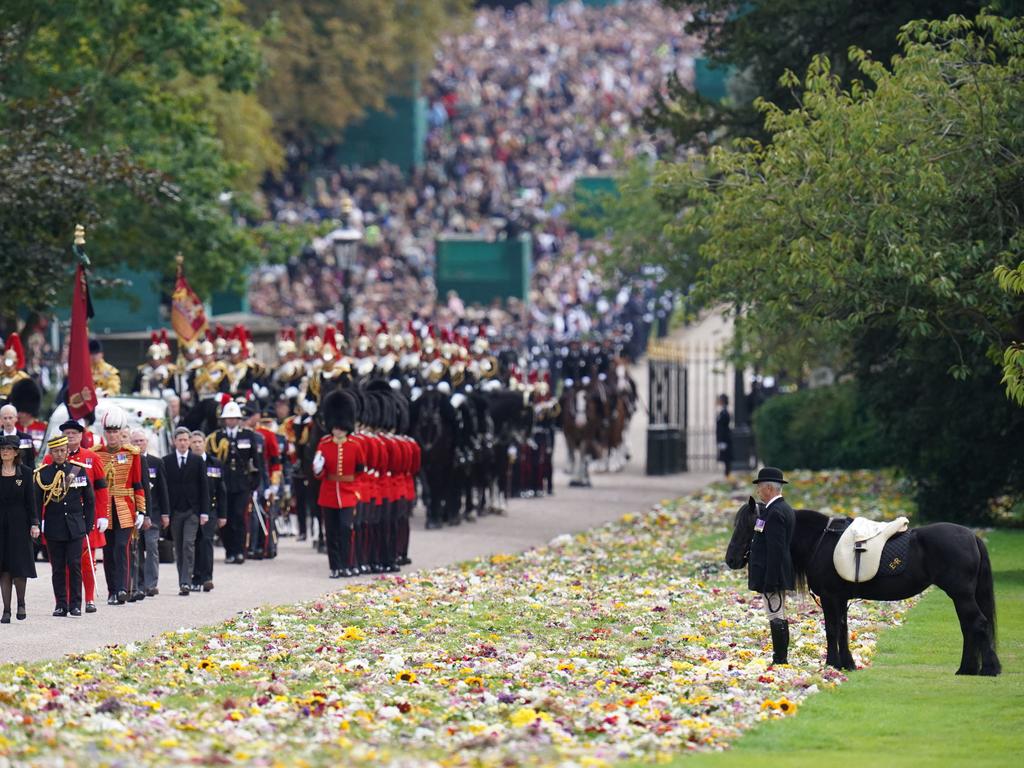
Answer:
[{"left": 248, "top": 0, "right": 698, "bottom": 340}]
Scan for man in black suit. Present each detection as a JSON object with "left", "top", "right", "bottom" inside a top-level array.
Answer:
[
  {"left": 716, "top": 394, "right": 733, "bottom": 479},
  {"left": 190, "top": 429, "right": 226, "bottom": 591},
  {"left": 35, "top": 436, "right": 94, "bottom": 616},
  {"left": 749, "top": 467, "right": 796, "bottom": 665},
  {"left": 0, "top": 403, "right": 35, "bottom": 466},
  {"left": 130, "top": 428, "right": 170, "bottom": 599},
  {"left": 163, "top": 427, "right": 209, "bottom": 596},
  {"left": 205, "top": 401, "right": 263, "bottom": 564}
]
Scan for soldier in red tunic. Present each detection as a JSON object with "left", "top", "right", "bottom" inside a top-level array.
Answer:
[
  {"left": 94, "top": 408, "right": 146, "bottom": 605},
  {"left": 313, "top": 390, "right": 363, "bottom": 578}
]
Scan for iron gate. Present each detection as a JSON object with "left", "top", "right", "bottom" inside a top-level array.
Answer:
[
  {"left": 645, "top": 340, "right": 749, "bottom": 474},
  {"left": 646, "top": 343, "right": 686, "bottom": 474}
]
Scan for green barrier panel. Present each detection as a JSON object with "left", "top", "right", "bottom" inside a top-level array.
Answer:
[
  {"left": 435, "top": 234, "right": 531, "bottom": 305},
  {"left": 332, "top": 93, "right": 427, "bottom": 173}
]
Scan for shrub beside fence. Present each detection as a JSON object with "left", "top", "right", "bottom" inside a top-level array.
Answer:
[{"left": 752, "top": 382, "right": 890, "bottom": 470}]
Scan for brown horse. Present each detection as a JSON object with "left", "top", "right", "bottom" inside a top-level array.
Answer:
[{"left": 560, "top": 382, "right": 603, "bottom": 487}]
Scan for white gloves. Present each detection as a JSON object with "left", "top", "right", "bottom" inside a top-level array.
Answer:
[
  {"left": 200, "top": 514, "right": 209, "bottom": 525},
  {"left": 301, "top": 399, "right": 318, "bottom": 416},
  {"left": 264, "top": 485, "right": 279, "bottom": 500},
  {"left": 97, "top": 518, "right": 109, "bottom": 533},
  {"left": 312, "top": 451, "right": 325, "bottom": 476},
  {"left": 135, "top": 513, "right": 145, "bottom": 529}
]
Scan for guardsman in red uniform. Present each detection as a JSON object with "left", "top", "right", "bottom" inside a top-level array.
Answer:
[
  {"left": 347, "top": 396, "right": 371, "bottom": 575},
  {"left": 94, "top": 408, "right": 146, "bottom": 605},
  {"left": 396, "top": 399, "right": 419, "bottom": 567},
  {"left": 379, "top": 399, "right": 405, "bottom": 573},
  {"left": 43, "top": 420, "right": 109, "bottom": 613},
  {"left": 313, "top": 390, "right": 363, "bottom": 578},
  {"left": 10, "top": 378, "right": 46, "bottom": 454}
]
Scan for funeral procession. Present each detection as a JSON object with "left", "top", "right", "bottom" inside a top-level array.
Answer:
[{"left": 1, "top": 1, "right": 1021, "bottom": 767}]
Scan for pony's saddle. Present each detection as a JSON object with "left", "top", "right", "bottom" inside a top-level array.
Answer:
[{"left": 831, "top": 516, "right": 910, "bottom": 583}]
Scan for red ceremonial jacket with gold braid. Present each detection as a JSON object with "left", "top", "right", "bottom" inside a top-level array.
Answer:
[{"left": 94, "top": 443, "right": 146, "bottom": 527}]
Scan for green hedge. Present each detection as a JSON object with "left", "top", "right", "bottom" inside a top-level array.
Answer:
[{"left": 752, "top": 382, "right": 891, "bottom": 470}]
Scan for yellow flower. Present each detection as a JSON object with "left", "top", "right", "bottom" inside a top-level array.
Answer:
[
  {"left": 158, "top": 738, "right": 179, "bottom": 748},
  {"left": 464, "top": 676, "right": 484, "bottom": 687},
  {"left": 557, "top": 662, "right": 576, "bottom": 672},
  {"left": 509, "top": 708, "right": 551, "bottom": 727},
  {"left": 227, "top": 660, "right": 248, "bottom": 671},
  {"left": 761, "top": 699, "right": 778, "bottom": 711},
  {"left": 339, "top": 626, "right": 366, "bottom": 642},
  {"left": 777, "top": 698, "right": 798, "bottom": 715},
  {"left": 395, "top": 670, "right": 418, "bottom": 683},
  {"left": 198, "top": 658, "right": 216, "bottom": 670},
  {"left": 141, "top": 700, "right": 162, "bottom": 711},
  {"left": 227, "top": 710, "right": 244, "bottom": 721}
]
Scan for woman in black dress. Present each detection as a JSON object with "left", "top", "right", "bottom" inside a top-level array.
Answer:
[{"left": 0, "top": 434, "right": 39, "bottom": 622}]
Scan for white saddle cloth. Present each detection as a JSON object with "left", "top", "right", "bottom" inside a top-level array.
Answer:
[{"left": 833, "top": 516, "right": 910, "bottom": 583}]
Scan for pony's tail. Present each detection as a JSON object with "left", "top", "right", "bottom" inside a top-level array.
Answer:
[{"left": 975, "top": 536, "right": 997, "bottom": 649}]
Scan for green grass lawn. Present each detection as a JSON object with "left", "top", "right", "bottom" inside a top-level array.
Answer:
[{"left": 667, "top": 530, "right": 1024, "bottom": 768}]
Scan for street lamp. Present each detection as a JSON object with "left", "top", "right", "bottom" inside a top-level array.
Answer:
[{"left": 331, "top": 226, "right": 363, "bottom": 337}]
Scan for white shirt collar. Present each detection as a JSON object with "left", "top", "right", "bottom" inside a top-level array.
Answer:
[
  {"left": 177, "top": 451, "right": 189, "bottom": 461},
  {"left": 765, "top": 494, "right": 783, "bottom": 509}
]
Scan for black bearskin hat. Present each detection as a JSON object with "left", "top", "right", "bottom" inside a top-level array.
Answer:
[
  {"left": 322, "top": 389, "right": 356, "bottom": 434},
  {"left": 10, "top": 377, "right": 43, "bottom": 417}
]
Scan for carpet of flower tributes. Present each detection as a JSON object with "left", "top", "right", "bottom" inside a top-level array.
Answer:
[{"left": 0, "top": 470, "right": 918, "bottom": 767}]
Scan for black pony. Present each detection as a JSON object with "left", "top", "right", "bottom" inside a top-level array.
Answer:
[{"left": 725, "top": 498, "right": 1001, "bottom": 676}]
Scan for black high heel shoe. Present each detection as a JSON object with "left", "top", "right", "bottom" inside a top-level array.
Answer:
[{"left": 16, "top": 604, "right": 26, "bottom": 620}]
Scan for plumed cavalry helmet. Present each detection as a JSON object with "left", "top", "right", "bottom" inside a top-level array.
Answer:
[
  {"left": 323, "top": 389, "right": 356, "bottom": 433},
  {"left": 277, "top": 328, "right": 297, "bottom": 358}
]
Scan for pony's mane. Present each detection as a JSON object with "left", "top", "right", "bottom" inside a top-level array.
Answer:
[{"left": 792, "top": 508, "right": 829, "bottom": 595}]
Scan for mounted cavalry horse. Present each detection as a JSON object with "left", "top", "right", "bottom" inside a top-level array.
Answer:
[{"left": 725, "top": 496, "right": 1001, "bottom": 676}]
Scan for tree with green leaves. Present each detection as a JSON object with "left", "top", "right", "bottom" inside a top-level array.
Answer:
[
  {"left": 656, "top": 12, "right": 1024, "bottom": 520},
  {"left": 0, "top": 0, "right": 270, "bottom": 317},
  {"left": 242, "top": 1, "right": 471, "bottom": 142},
  {"left": 645, "top": 0, "right": 1021, "bottom": 147}
]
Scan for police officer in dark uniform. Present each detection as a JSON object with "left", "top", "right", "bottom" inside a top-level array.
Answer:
[
  {"left": 749, "top": 466, "right": 796, "bottom": 664},
  {"left": 205, "top": 401, "right": 263, "bottom": 564},
  {"left": 35, "top": 435, "right": 94, "bottom": 616}
]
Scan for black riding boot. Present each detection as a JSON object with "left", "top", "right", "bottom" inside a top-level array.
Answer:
[{"left": 770, "top": 618, "right": 789, "bottom": 665}]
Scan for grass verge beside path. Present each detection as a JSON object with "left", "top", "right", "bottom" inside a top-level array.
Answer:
[{"left": 673, "top": 530, "right": 1024, "bottom": 768}]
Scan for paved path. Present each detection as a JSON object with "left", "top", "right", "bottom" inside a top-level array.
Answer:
[{"left": 3, "top": 361, "right": 717, "bottom": 664}]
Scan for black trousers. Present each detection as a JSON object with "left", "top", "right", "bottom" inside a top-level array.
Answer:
[
  {"left": 223, "top": 491, "right": 249, "bottom": 558},
  {"left": 322, "top": 506, "right": 355, "bottom": 571},
  {"left": 102, "top": 524, "right": 133, "bottom": 597},
  {"left": 193, "top": 516, "right": 218, "bottom": 584},
  {"left": 292, "top": 477, "right": 310, "bottom": 536},
  {"left": 49, "top": 537, "right": 83, "bottom": 610}
]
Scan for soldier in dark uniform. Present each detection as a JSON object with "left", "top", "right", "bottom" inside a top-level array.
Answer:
[
  {"left": 204, "top": 402, "right": 263, "bottom": 564},
  {"left": 35, "top": 436, "right": 94, "bottom": 616},
  {"left": 190, "top": 430, "right": 226, "bottom": 591},
  {"left": 130, "top": 428, "right": 169, "bottom": 599},
  {"left": 749, "top": 467, "right": 796, "bottom": 665}
]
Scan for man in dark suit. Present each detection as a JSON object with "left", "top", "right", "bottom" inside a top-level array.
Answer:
[
  {"left": 749, "top": 467, "right": 796, "bottom": 665},
  {"left": 130, "top": 428, "right": 169, "bottom": 599},
  {"left": 163, "top": 427, "right": 209, "bottom": 596},
  {"left": 190, "top": 430, "right": 226, "bottom": 591},
  {"left": 205, "top": 401, "right": 263, "bottom": 564},
  {"left": 0, "top": 403, "right": 35, "bottom": 466},
  {"left": 716, "top": 394, "right": 733, "bottom": 479},
  {"left": 35, "top": 436, "right": 94, "bottom": 616}
]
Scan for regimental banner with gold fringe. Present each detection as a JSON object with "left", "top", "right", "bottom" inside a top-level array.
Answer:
[
  {"left": 171, "top": 255, "right": 207, "bottom": 344},
  {"left": 67, "top": 226, "right": 97, "bottom": 418}
]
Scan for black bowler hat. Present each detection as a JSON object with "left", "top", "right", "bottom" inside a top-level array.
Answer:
[
  {"left": 753, "top": 466, "right": 788, "bottom": 485},
  {"left": 59, "top": 419, "right": 85, "bottom": 433}
]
